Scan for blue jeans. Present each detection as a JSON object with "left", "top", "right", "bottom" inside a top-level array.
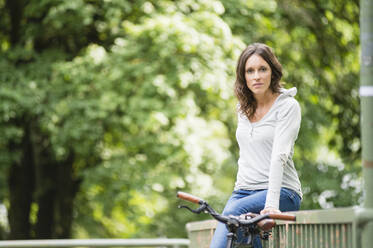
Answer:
[{"left": 209, "top": 188, "right": 301, "bottom": 248}]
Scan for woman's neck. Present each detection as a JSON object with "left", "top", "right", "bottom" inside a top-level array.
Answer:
[{"left": 255, "top": 90, "right": 277, "bottom": 107}]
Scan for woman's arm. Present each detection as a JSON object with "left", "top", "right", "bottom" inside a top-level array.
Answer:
[{"left": 264, "top": 98, "right": 301, "bottom": 210}]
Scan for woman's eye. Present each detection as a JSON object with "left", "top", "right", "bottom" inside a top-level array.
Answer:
[
  {"left": 247, "top": 69, "right": 254, "bottom": 74},
  {"left": 260, "top": 67, "right": 267, "bottom": 72}
]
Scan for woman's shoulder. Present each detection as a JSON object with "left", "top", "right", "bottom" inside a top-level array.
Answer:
[
  {"left": 277, "top": 87, "right": 300, "bottom": 107},
  {"left": 275, "top": 87, "right": 301, "bottom": 118},
  {"left": 279, "top": 87, "right": 297, "bottom": 97}
]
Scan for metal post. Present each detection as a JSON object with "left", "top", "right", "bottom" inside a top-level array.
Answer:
[
  {"left": 0, "top": 239, "right": 190, "bottom": 247},
  {"left": 360, "top": 0, "right": 373, "bottom": 247}
]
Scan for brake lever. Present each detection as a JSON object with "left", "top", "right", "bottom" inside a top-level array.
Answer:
[{"left": 178, "top": 204, "right": 207, "bottom": 214}]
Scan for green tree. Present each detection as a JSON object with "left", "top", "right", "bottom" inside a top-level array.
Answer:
[
  {"left": 0, "top": 0, "right": 239, "bottom": 239},
  {"left": 0, "top": 0, "right": 363, "bottom": 240}
]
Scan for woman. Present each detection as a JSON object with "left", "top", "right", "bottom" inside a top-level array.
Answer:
[{"left": 210, "top": 43, "right": 302, "bottom": 248}]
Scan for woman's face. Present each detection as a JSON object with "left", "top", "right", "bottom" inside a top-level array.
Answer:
[{"left": 244, "top": 54, "right": 272, "bottom": 96}]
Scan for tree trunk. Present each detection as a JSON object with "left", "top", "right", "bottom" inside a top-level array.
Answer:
[
  {"left": 34, "top": 148, "right": 56, "bottom": 238},
  {"left": 54, "top": 152, "right": 80, "bottom": 238},
  {"left": 34, "top": 147, "right": 80, "bottom": 238},
  {"left": 7, "top": 122, "right": 35, "bottom": 239},
  {"left": 5, "top": 0, "right": 25, "bottom": 45},
  {"left": 7, "top": 122, "right": 81, "bottom": 239}
]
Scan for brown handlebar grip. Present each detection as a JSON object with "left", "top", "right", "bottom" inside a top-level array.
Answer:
[
  {"left": 257, "top": 219, "right": 276, "bottom": 232},
  {"left": 268, "top": 213, "right": 296, "bottom": 221},
  {"left": 177, "top": 191, "right": 204, "bottom": 204}
]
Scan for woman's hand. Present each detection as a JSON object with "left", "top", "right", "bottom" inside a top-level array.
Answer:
[{"left": 260, "top": 207, "right": 281, "bottom": 215}]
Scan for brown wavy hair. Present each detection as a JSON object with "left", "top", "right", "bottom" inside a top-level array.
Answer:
[{"left": 235, "top": 43, "right": 283, "bottom": 119}]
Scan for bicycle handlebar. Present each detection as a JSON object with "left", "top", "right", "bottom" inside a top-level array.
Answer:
[
  {"left": 242, "top": 212, "right": 295, "bottom": 222},
  {"left": 177, "top": 191, "right": 205, "bottom": 204},
  {"left": 177, "top": 191, "right": 296, "bottom": 230},
  {"left": 267, "top": 213, "right": 296, "bottom": 221}
]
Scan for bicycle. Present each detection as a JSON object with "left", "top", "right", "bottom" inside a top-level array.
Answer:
[{"left": 177, "top": 191, "right": 296, "bottom": 248}]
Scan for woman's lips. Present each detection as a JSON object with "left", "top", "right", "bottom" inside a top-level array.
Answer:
[{"left": 253, "top": 83, "right": 263, "bottom": 88}]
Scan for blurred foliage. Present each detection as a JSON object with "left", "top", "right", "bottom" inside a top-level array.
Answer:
[{"left": 0, "top": 0, "right": 362, "bottom": 240}]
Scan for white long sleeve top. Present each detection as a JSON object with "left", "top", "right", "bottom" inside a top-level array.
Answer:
[{"left": 234, "top": 87, "right": 302, "bottom": 209}]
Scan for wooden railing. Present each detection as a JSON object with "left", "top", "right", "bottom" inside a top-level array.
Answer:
[{"left": 186, "top": 207, "right": 373, "bottom": 248}]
